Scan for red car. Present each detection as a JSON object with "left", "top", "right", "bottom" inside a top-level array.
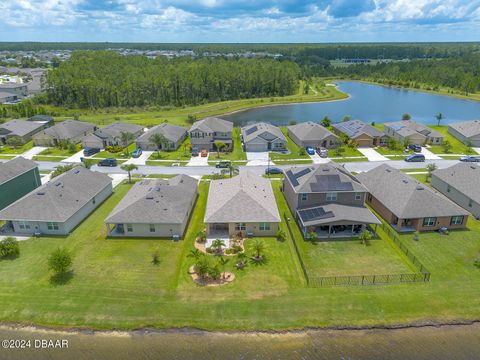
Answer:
[{"left": 201, "top": 149, "right": 208, "bottom": 157}]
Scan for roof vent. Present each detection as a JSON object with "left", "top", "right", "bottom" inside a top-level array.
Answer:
[
  {"left": 386, "top": 168, "right": 391, "bottom": 172},
  {"left": 322, "top": 168, "right": 329, "bottom": 172},
  {"left": 146, "top": 195, "right": 154, "bottom": 200},
  {"left": 416, "top": 186, "right": 424, "bottom": 190},
  {"left": 74, "top": 169, "right": 80, "bottom": 174},
  {"left": 36, "top": 192, "right": 45, "bottom": 195},
  {"left": 402, "top": 180, "right": 408, "bottom": 184},
  {"left": 55, "top": 182, "right": 62, "bottom": 186}
]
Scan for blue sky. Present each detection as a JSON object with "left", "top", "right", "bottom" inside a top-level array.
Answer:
[{"left": 0, "top": 0, "right": 479, "bottom": 42}]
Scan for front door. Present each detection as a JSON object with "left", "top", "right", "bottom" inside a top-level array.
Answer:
[{"left": 267, "top": 142, "right": 272, "bottom": 150}]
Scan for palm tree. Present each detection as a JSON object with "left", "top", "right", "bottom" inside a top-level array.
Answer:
[
  {"left": 82, "top": 158, "right": 95, "bottom": 169},
  {"left": 187, "top": 249, "right": 202, "bottom": 261},
  {"left": 252, "top": 239, "right": 265, "bottom": 260},
  {"left": 149, "top": 133, "right": 168, "bottom": 158},
  {"left": 120, "top": 131, "right": 135, "bottom": 155},
  {"left": 218, "top": 257, "right": 230, "bottom": 279},
  {"left": 227, "top": 163, "right": 239, "bottom": 178},
  {"left": 211, "top": 239, "right": 225, "bottom": 254},
  {"left": 435, "top": 113, "right": 444, "bottom": 126},
  {"left": 195, "top": 258, "right": 210, "bottom": 280},
  {"left": 213, "top": 141, "right": 227, "bottom": 158},
  {"left": 121, "top": 164, "right": 138, "bottom": 183},
  {"left": 236, "top": 252, "right": 247, "bottom": 269},
  {"left": 358, "top": 230, "right": 372, "bottom": 246}
]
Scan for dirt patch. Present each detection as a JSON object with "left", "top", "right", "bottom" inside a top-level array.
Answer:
[{"left": 189, "top": 266, "right": 235, "bottom": 287}]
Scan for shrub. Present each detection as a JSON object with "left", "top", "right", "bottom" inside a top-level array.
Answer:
[
  {"left": 225, "top": 248, "right": 233, "bottom": 255},
  {"left": 0, "top": 237, "right": 20, "bottom": 258},
  {"left": 105, "top": 145, "right": 123, "bottom": 153},
  {"left": 474, "top": 258, "right": 480, "bottom": 269},
  {"left": 48, "top": 248, "right": 72, "bottom": 274},
  {"left": 209, "top": 265, "right": 221, "bottom": 280},
  {"left": 276, "top": 229, "right": 286, "bottom": 242},
  {"left": 152, "top": 250, "right": 160, "bottom": 265},
  {"left": 298, "top": 148, "right": 307, "bottom": 156},
  {"left": 232, "top": 245, "right": 243, "bottom": 254},
  {"left": 206, "top": 247, "right": 214, "bottom": 254}
]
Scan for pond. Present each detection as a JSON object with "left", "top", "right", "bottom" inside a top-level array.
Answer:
[{"left": 222, "top": 81, "right": 480, "bottom": 126}]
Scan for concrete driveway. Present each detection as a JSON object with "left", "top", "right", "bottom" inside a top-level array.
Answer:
[
  {"left": 61, "top": 149, "right": 86, "bottom": 163},
  {"left": 246, "top": 151, "right": 270, "bottom": 166},
  {"left": 357, "top": 148, "right": 388, "bottom": 161},
  {"left": 123, "top": 151, "right": 154, "bottom": 166},
  {"left": 187, "top": 153, "right": 209, "bottom": 166},
  {"left": 108, "top": 173, "right": 128, "bottom": 187},
  {"left": 20, "top": 146, "right": 47, "bottom": 159},
  {"left": 309, "top": 153, "right": 330, "bottom": 164},
  {"left": 421, "top": 147, "right": 442, "bottom": 160}
]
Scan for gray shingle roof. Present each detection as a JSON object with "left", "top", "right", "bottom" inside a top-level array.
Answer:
[
  {"left": 105, "top": 175, "right": 197, "bottom": 224},
  {"left": 285, "top": 163, "right": 367, "bottom": 193},
  {"left": 205, "top": 171, "right": 281, "bottom": 223},
  {"left": 0, "top": 156, "right": 37, "bottom": 186},
  {"left": 432, "top": 163, "right": 480, "bottom": 204},
  {"left": 357, "top": 164, "right": 469, "bottom": 219},
  {"left": 35, "top": 120, "right": 95, "bottom": 140},
  {"left": 91, "top": 122, "right": 143, "bottom": 140},
  {"left": 0, "top": 119, "right": 44, "bottom": 137},
  {"left": 190, "top": 117, "right": 233, "bottom": 133},
  {"left": 0, "top": 166, "right": 112, "bottom": 222},
  {"left": 297, "top": 203, "right": 381, "bottom": 227},
  {"left": 448, "top": 120, "right": 480, "bottom": 138},
  {"left": 287, "top": 121, "right": 338, "bottom": 142},
  {"left": 137, "top": 123, "right": 187, "bottom": 143},
  {"left": 384, "top": 120, "right": 443, "bottom": 139},
  {"left": 241, "top": 122, "right": 287, "bottom": 143},
  {"left": 332, "top": 119, "right": 384, "bottom": 139}
]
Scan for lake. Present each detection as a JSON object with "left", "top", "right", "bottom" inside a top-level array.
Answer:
[
  {"left": 222, "top": 81, "right": 480, "bottom": 126},
  {"left": 1, "top": 324, "right": 479, "bottom": 359}
]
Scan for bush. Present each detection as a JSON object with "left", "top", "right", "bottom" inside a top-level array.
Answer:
[
  {"left": 232, "top": 245, "right": 243, "bottom": 254},
  {"left": 474, "top": 258, "right": 480, "bottom": 269},
  {"left": 225, "top": 248, "right": 233, "bottom": 255},
  {"left": 298, "top": 148, "right": 307, "bottom": 156},
  {"left": 206, "top": 247, "right": 214, "bottom": 254},
  {"left": 152, "top": 250, "right": 160, "bottom": 265},
  {"left": 105, "top": 145, "right": 123, "bottom": 153},
  {"left": 48, "top": 248, "right": 72, "bottom": 274},
  {"left": 276, "top": 229, "right": 286, "bottom": 242},
  {"left": 0, "top": 237, "right": 20, "bottom": 258}
]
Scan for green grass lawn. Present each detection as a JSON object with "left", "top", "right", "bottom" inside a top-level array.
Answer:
[
  {"left": 328, "top": 146, "right": 364, "bottom": 158},
  {"left": 0, "top": 141, "right": 33, "bottom": 154},
  {"left": 148, "top": 138, "right": 192, "bottom": 161},
  {"left": 0, "top": 154, "right": 15, "bottom": 159},
  {"left": 269, "top": 128, "right": 311, "bottom": 162},
  {"left": 207, "top": 128, "right": 247, "bottom": 163},
  {"left": 94, "top": 143, "right": 136, "bottom": 159},
  {"left": 32, "top": 155, "right": 67, "bottom": 162},
  {"left": 332, "top": 157, "right": 369, "bottom": 163},
  {"left": 427, "top": 126, "right": 468, "bottom": 154},
  {"left": 376, "top": 147, "right": 412, "bottom": 157},
  {"left": 38, "top": 144, "right": 81, "bottom": 157}
]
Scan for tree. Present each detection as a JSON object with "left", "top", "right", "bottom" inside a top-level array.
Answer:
[
  {"left": 51, "top": 164, "right": 75, "bottom": 178},
  {"left": 306, "top": 231, "right": 317, "bottom": 242},
  {"left": 188, "top": 249, "right": 202, "bottom": 261},
  {"left": 442, "top": 140, "right": 452, "bottom": 153},
  {"left": 218, "top": 257, "right": 230, "bottom": 279},
  {"left": 82, "top": 158, "right": 95, "bottom": 169},
  {"left": 121, "top": 164, "right": 138, "bottom": 183},
  {"left": 426, "top": 163, "right": 437, "bottom": 182},
  {"left": 213, "top": 141, "right": 227, "bottom": 158},
  {"left": 465, "top": 140, "right": 474, "bottom": 154},
  {"left": 48, "top": 248, "right": 72, "bottom": 274},
  {"left": 276, "top": 229, "right": 286, "bottom": 242},
  {"left": 402, "top": 113, "right": 411, "bottom": 120},
  {"left": 289, "top": 120, "right": 297, "bottom": 126},
  {"left": 209, "top": 265, "right": 221, "bottom": 280},
  {"left": 149, "top": 133, "right": 168, "bottom": 158},
  {"left": 68, "top": 142, "right": 77, "bottom": 154},
  {"left": 298, "top": 148, "right": 307, "bottom": 156},
  {"left": 120, "top": 131, "right": 135, "bottom": 155},
  {"left": 236, "top": 252, "right": 247, "bottom": 269},
  {"left": 186, "top": 114, "right": 197, "bottom": 124},
  {"left": 222, "top": 162, "right": 239, "bottom": 178},
  {"left": 359, "top": 230, "right": 372, "bottom": 246},
  {"left": 0, "top": 237, "right": 20, "bottom": 258},
  {"left": 435, "top": 112, "right": 444, "bottom": 126},
  {"left": 195, "top": 257, "right": 210, "bottom": 280},
  {"left": 211, "top": 239, "right": 225, "bottom": 254},
  {"left": 321, "top": 116, "right": 331, "bottom": 128},
  {"left": 6, "top": 136, "right": 23, "bottom": 149},
  {"left": 252, "top": 239, "right": 265, "bottom": 260},
  {"left": 342, "top": 115, "right": 351, "bottom": 122}
]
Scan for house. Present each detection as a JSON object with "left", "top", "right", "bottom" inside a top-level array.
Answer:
[
  {"left": 448, "top": 120, "right": 480, "bottom": 146},
  {"left": 287, "top": 121, "right": 339, "bottom": 149},
  {"left": 384, "top": 120, "right": 443, "bottom": 145},
  {"left": 241, "top": 122, "right": 287, "bottom": 152},
  {"left": 189, "top": 117, "right": 233, "bottom": 151},
  {"left": 357, "top": 164, "right": 468, "bottom": 232},
  {"left": 33, "top": 120, "right": 97, "bottom": 147},
  {"left": 0, "top": 166, "right": 112, "bottom": 236},
  {"left": 204, "top": 171, "right": 281, "bottom": 237},
  {"left": 82, "top": 122, "right": 144, "bottom": 149},
  {"left": 105, "top": 175, "right": 198, "bottom": 238},
  {"left": 0, "top": 157, "right": 41, "bottom": 210},
  {"left": 0, "top": 91, "right": 18, "bottom": 104},
  {"left": 332, "top": 119, "right": 386, "bottom": 147},
  {"left": 283, "top": 163, "right": 380, "bottom": 238},
  {"left": 0, "top": 83, "right": 28, "bottom": 97},
  {"left": 136, "top": 123, "right": 188, "bottom": 151},
  {"left": 28, "top": 115, "right": 54, "bottom": 128},
  {"left": 0, "top": 119, "right": 46, "bottom": 145},
  {"left": 431, "top": 163, "right": 480, "bottom": 219}
]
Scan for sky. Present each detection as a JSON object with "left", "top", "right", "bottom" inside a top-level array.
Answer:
[{"left": 0, "top": 0, "right": 479, "bottom": 43}]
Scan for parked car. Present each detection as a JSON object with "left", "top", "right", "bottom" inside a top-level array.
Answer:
[
  {"left": 460, "top": 155, "right": 480, "bottom": 162},
  {"left": 201, "top": 149, "right": 208, "bottom": 157},
  {"left": 191, "top": 147, "right": 199, "bottom": 157},
  {"left": 215, "top": 160, "right": 231, "bottom": 168},
  {"left": 306, "top": 146, "right": 315, "bottom": 155},
  {"left": 316, "top": 147, "right": 328, "bottom": 158},
  {"left": 265, "top": 167, "right": 283, "bottom": 175},
  {"left": 83, "top": 147, "right": 100, "bottom": 156},
  {"left": 98, "top": 158, "right": 118, "bottom": 167},
  {"left": 408, "top": 144, "right": 422, "bottom": 152},
  {"left": 131, "top": 148, "right": 142, "bottom": 158},
  {"left": 405, "top": 154, "right": 425, "bottom": 162}
]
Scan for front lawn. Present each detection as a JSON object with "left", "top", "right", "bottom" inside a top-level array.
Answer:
[
  {"left": 269, "top": 127, "right": 311, "bottom": 162},
  {"left": 94, "top": 143, "right": 136, "bottom": 159},
  {"left": 427, "top": 126, "right": 469, "bottom": 154},
  {"left": 206, "top": 128, "right": 247, "bottom": 162},
  {"left": 38, "top": 144, "right": 81, "bottom": 157},
  {"left": 148, "top": 138, "right": 192, "bottom": 161},
  {"left": 0, "top": 141, "right": 33, "bottom": 154},
  {"left": 328, "top": 146, "right": 364, "bottom": 158}
]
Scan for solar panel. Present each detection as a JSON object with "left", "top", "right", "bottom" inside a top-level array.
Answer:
[
  {"left": 245, "top": 126, "right": 258, "bottom": 136},
  {"left": 286, "top": 168, "right": 312, "bottom": 187},
  {"left": 298, "top": 206, "right": 335, "bottom": 223},
  {"left": 309, "top": 175, "right": 354, "bottom": 192}
]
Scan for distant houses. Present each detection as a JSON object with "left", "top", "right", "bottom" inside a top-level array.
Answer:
[
  {"left": 431, "top": 163, "right": 480, "bottom": 219},
  {"left": 189, "top": 117, "right": 233, "bottom": 151},
  {"left": 33, "top": 120, "right": 97, "bottom": 146},
  {"left": 287, "top": 121, "right": 338, "bottom": 149},
  {"left": 204, "top": 171, "right": 281, "bottom": 237},
  {"left": 82, "top": 122, "right": 144, "bottom": 149},
  {"left": 105, "top": 175, "right": 198, "bottom": 238},
  {"left": 136, "top": 123, "right": 188, "bottom": 151},
  {"left": 0, "top": 157, "right": 41, "bottom": 211},
  {"left": 241, "top": 122, "right": 287, "bottom": 152},
  {"left": 0, "top": 119, "right": 49, "bottom": 145},
  {"left": 0, "top": 166, "right": 112, "bottom": 236},
  {"left": 357, "top": 164, "right": 468, "bottom": 232},
  {"left": 448, "top": 120, "right": 480, "bottom": 146},
  {"left": 384, "top": 120, "right": 443, "bottom": 145},
  {"left": 0, "top": 83, "right": 28, "bottom": 103},
  {"left": 283, "top": 163, "right": 380, "bottom": 238},
  {"left": 332, "top": 119, "right": 386, "bottom": 147}
]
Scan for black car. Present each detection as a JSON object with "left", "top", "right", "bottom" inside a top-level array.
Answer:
[
  {"left": 405, "top": 154, "right": 425, "bottom": 162},
  {"left": 191, "top": 147, "right": 199, "bottom": 157},
  {"left": 83, "top": 147, "right": 100, "bottom": 156},
  {"left": 408, "top": 144, "right": 422, "bottom": 152},
  {"left": 265, "top": 167, "right": 283, "bottom": 175},
  {"left": 215, "top": 160, "right": 231, "bottom": 168},
  {"left": 98, "top": 158, "right": 118, "bottom": 167}
]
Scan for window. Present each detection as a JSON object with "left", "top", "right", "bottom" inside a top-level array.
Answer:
[
  {"left": 149, "top": 224, "right": 156, "bottom": 232},
  {"left": 126, "top": 224, "right": 133, "bottom": 232},
  {"left": 47, "top": 222, "right": 59, "bottom": 230},
  {"left": 235, "top": 223, "right": 246, "bottom": 231},
  {"left": 259, "top": 223, "right": 270, "bottom": 231},
  {"left": 422, "top": 217, "right": 436, "bottom": 227},
  {"left": 450, "top": 216, "right": 464, "bottom": 225},
  {"left": 326, "top": 192, "right": 337, "bottom": 201},
  {"left": 469, "top": 199, "right": 473, "bottom": 208},
  {"left": 300, "top": 193, "right": 308, "bottom": 201},
  {"left": 447, "top": 185, "right": 451, "bottom": 193},
  {"left": 18, "top": 221, "right": 30, "bottom": 230},
  {"left": 355, "top": 192, "right": 362, "bottom": 201}
]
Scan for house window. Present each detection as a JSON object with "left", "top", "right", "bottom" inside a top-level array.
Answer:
[
  {"left": 447, "top": 185, "right": 451, "bottom": 193},
  {"left": 126, "top": 224, "right": 133, "bottom": 232},
  {"left": 274, "top": 142, "right": 283, "bottom": 149},
  {"left": 422, "top": 217, "right": 437, "bottom": 227},
  {"left": 149, "top": 224, "right": 156, "bottom": 232},
  {"left": 300, "top": 193, "right": 308, "bottom": 201},
  {"left": 450, "top": 216, "right": 464, "bottom": 225},
  {"left": 47, "top": 222, "right": 59, "bottom": 230},
  {"left": 259, "top": 223, "right": 270, "bottom": 231},
  {"left": 469, "top": 199, "right": 473, "bottom": 208},
  {"left": 326, "top": 192, "right": 337, "bottom": 201},
  {"left": 235, "top": 223, "right": 246, "bottom": 231},
  {"left": 18, "top": 221, "right": 30, "bottom": 230},
  {"left": 355, "top": 192, "right": 362, "bottom": 201}
]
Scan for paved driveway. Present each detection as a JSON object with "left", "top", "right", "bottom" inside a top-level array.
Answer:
[
  {"left": 123, "top": 151, "right": 154, "bottom": 166},
  {"left": 108, "top": 174, "right": 128, "bottom": 187},
  {"left": 61, "top": 149, "right": 86, "bottom": 163},
  {"left": 357, "top": 148, "right": 388, "bottom": 161},
  {"left": 246, "top": 151, "right": 270, "bottom": 166},
  {"left": 309, "top": 153, "right": 330, "bottom": 164},
  {"left": 421, "top": 147, "right": 442, "bottom": 160},
  {"left": 187, "top": 153, "right": 209, "bottom": 166},
  {"left": 20, "top": 146, "right": 47, "bottom": 159}
]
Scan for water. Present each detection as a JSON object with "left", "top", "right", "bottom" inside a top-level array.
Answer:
[
  {"left": 222, "top": 81, "right": 480, "bottom": 126},
  {"left": 1, "top": 324, "right": 479, "bottom": 359}
]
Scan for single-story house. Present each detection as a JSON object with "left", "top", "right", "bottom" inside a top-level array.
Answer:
[
  {"left": 0, "top": 157, "right": 41, "bottom": 211},
  {"left": 241, "top": 122, "right": 287, "bottom": 152},
  {"left": 82, "top": 122, "right": 144, "bottom": 149},
  {"left": 0, "top": 83, "right": 28, "bottom": 97},
  {"left": 0, "top": 91, "right": 18, "bottom": 104},
  {"left": 136, "top": 123, "right": 188, "bottom": 151},
  {"left": 357, "top": 164, "right": 469, "bottom": 232},
  {"left": 431, "top": 163, "right": 480, "bottom": 219},
  {"left": 33, "top": 120, "right": 97, "bottom": 147},
  {"left": 204, "top": 171, "right": 281, "bottom": 237},
  {"left": 384, "top": 120, "right": 443, "bottom": 145},
  {"left": 283, "top": 163, "right": 381, "bottom": 238},
  {"left": 0, "top": 166, "right": 112, "bottom": 236},
  {"left": 0, "top": 119, "right": 46, "bottom": 144},
  {"left": 105, "top": 174, "right": 198, "bottom": 238},
  {"left": 448, "top": 120, "right": 480, "bottom": 146},
  {"left": 28, "top": 115, "right": 54, "bottom": 128},
  {"left": 189, "top": 117, "right": 233, "bottom": 151},
  {"left": 332, "top": 119, "right": 387, "bottom": 147},
  {"left": 287, "top": 121, "right": 339, "bottom": 149}
]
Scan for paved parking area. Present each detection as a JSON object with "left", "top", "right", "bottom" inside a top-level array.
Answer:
[
  {"left": 357, "top": 148, "right": 388, "bottom": 161},
  {"left": 20, "top": 146, "right": 47, "bottom": 159},
  {"left": 187, "top": 153, "right": 209, "bottom": 166},
  {"left": 421, "top": 147, "right": 442, "bottom": 160}
]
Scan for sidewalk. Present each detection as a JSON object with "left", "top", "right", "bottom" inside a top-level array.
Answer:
[{"left": 187, "top": 154, "right": 209, "bottom": 166}]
